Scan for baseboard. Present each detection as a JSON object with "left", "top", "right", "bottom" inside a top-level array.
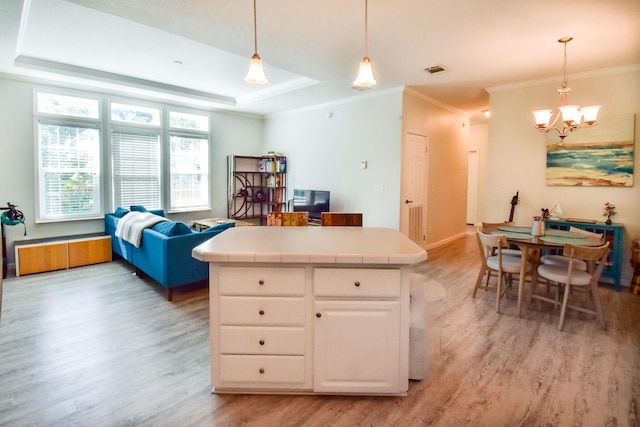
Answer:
[{"left": 425, "top": 232, "right": 468, "bottom": 251}]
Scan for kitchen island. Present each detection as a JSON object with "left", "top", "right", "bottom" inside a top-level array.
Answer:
[{"left": 192, "top": 226, "right": 427, "bottom": 396}]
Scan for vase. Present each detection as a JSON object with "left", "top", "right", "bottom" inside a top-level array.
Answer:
[{"left": 605, "top": 217, "right": 612, "bottom": 225}]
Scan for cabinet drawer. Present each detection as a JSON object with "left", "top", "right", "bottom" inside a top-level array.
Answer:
[
  {"left": 219, "top": 267, "right": 305, "bottom": 296},
  {"left": 219, "top": 297, "right": 306, "bottom": 325},
  {"left": 220, "top": 326, "right": 305, "bottom": 355},
  {"left": 16, "top": 243, "right": 68, "bottom": 276},
  {"left": 68, "top": 236, "right": 111, "bottom": 267},
  {"left": 219, "top": 355, "right": 306, "bottom": 384},
  {"left": 314, "top": 268, "right": 401, "bottom": 298}
]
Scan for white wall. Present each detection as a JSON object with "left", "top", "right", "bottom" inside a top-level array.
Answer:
[
  {"left": 486, "top": 68, "right": 640, "bottom": 283},
  {"left": 0, "top": 76, "right": 264, "bottom": 266},
  {"left": 262, "top": 90, "right": 404, "bottom": 228},
  {"left": 402, "top": 90, "right": 470, "bottom": 246}
]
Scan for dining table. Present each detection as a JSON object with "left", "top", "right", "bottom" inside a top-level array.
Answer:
[{"left": 491, "top": 225, "right": 604, "bottom": 317}]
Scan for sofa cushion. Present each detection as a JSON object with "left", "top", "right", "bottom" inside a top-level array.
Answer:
[
  {"left": 202, "top": 221, "right": 236, "bottom": 233},
  {"left": 130, "top": 205, "right": 148, "bottom": 212},
  {"left": 151, "top": 221, "right": 193, "bottom": 237},
  {"left": 114, "top": 207, "right": 130, "bottom": 218}
]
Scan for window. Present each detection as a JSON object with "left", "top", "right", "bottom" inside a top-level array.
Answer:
[
  {"left": 111, "top": 130, "right": 161, "bottom": 210},
  {"left": 35, "top": 93, "right": 101, "bottom": 221},
  {"left": 111, "top": 102, "right": 160, "bottom": 126},
  {"left": 168, "top": 111, "right": 209, "bottom": 211},
  {"left": 35, "top": 90, "right": 212, "bottom": 220},
  {"left": 109, "top": 102, "right": 162, "bottom": 210}
]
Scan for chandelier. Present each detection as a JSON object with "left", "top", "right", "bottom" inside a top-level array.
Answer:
[
  {"left": 533, "top": 37, "right": 600, "bottom": 141},
  {"left": 244, "top": 0, "right": 268, "bottom": 84},
  {"left": 353, "top": 0, "right": 377, "bottom": 89}
]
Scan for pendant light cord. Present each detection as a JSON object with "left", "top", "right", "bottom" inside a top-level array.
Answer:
[
  {"left": 560, "top": 37, "right": 572, "bottom": 89},
  {"left": 364, "top": 0, "right": 369, "bottom": 57},
  {"left": 252, "top": 0, "right": 258, "bottom": 55}
]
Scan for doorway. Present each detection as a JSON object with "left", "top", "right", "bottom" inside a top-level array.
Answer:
[
  {"left": 400, "top": 132, "right": 428, "bottom": 245},
  {"left": 466, "top": 150, "right": 479, "bottom": 225}
]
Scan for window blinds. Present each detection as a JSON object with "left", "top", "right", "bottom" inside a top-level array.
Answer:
[{"left": 111, "top": 130, "right": 161, "bottom": 210}]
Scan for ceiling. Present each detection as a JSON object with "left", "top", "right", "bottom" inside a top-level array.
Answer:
[{"left": 1, "top": 0, "right": 639, "bottom": 124}]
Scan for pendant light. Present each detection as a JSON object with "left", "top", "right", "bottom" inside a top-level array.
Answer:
[
  {"left": 244, "top": 0, "right": 268, "bottom": 84},
  {"left": 533, "top": 37, "right": 601, "bottom": 141},
  {"left": 353, "top": 0, "right": 377, "bottom": 89}
]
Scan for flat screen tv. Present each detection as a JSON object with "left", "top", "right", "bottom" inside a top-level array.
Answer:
[{"left": 293, "top": 189, "right": 330, "bottom": 221}]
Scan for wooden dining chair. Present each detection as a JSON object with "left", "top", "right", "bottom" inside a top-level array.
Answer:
[
  {"left": 266, "top": 211, "right": 309, "bottom": 226},
  {"left": 321, "top": 212, "right": 363, "bottom": 227},
  {"left": 539, "top": 226, "right": 602, "bottom": 272},
  {"left": 529, "top": 242, "right": 610, "bottom": 331},
  {"left": 481, "top": 221, "right": 522, "bottom": 257},
  {"left": 474, "top": 231, "right": 530, "bottom": 313}
]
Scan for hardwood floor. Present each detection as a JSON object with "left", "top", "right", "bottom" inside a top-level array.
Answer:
[{"left": 0, "top": 232, "right": 638, "bottom": 426}]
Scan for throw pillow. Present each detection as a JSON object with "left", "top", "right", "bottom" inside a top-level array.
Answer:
[
  {"left": 130, "top": 205, "right": 148, "bottom": 212},
  {"left": 203, "top": 221, "right": 236, "bottom": 233},
  {"left": 114, "top": 207, "right": 129, "bottom": 218},
  {"left": 151, "top": 221, "right": 193, "bottom": 237}
]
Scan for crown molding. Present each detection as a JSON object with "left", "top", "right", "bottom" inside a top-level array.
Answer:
[{"left": 487, "top": 64, "right": 640, "bottom": 93}]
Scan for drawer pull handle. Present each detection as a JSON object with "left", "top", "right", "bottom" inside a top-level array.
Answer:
[
  {"left": 316, "top": 313, "right": 322, "bottom": 318},
  {"left": 354, "top": 281, "right": 361, "bottom": 287},
  {"left": 259, "top": 340, "right": 265, "bottom": 345},
  {"left": 259, "top": 368, "right": 265, "bottom": 374},
  {"left": 259, "top": 310, "right": 265, "bottom": 316},
  {"left": 258, "top": 280, "right": 264, "bottom": 285}
]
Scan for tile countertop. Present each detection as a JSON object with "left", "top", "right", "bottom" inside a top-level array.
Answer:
[{"left": 192, "top": 226, "right": 427, "bottom": 265}]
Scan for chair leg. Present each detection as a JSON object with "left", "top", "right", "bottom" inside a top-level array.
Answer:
[
  {"left": 473, "top": 267, "right": 487, "bottom": 298},
  {"left": 558, "top": 283, "right": 571, "bottom": 331},
  {"left": 484, "top": 270, "right": 493, "bottom": 290},
  {"left": 590, "top": 281, "right": 606, "bottom": 330},
  {"left": 496, "top": 271, "right": 503, "bottom": 313},
  {"left": 526, "top": 274, "right": 537, "bottom": 308}
]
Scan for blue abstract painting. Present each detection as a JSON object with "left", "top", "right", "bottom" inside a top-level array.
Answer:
[{"left": 546, "top": 114, "right": 635, "bottom": 186}]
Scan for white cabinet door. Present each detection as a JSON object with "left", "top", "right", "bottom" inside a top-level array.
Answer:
[{"left": 313, "top": 300, "right": 402, "bottom": 394}]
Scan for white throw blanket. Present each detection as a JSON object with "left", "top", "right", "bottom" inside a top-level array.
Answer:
[{"left": 115, "top": 211, "right": 168, "bottom": 248}]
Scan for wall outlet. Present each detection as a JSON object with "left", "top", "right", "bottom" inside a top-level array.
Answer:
[{"left": 374, "top": 184, "right": 384, "bottom": 193}]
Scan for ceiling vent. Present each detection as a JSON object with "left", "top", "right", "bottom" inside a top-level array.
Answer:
[{"left": 424, "top": 65, "right": 447, "bottom": 74}]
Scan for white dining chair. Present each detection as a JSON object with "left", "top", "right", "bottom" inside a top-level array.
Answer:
[
  {"left": 539, "top": 227, "right": 602, "bottom": 271},
  {"left": 474, "top": 231, "right": 530, "bottom": 313},
  {"left": 481, "top": 221, "right": 522, "bottom": 258},
  {"left": 530, "top": 242, "right": 610, "bottom": 331}
]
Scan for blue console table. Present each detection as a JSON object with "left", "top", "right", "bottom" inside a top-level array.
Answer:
[{"left": 546, "top": 219, "right": 624, "bottom": 291}]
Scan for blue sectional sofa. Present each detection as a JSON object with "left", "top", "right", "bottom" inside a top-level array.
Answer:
[{"left": 104, "top": 207, "right": 234, "bottom": 300}]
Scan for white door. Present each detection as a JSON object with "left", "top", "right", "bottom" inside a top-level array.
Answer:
[
  {"left": 400, "top": 133, "right": 427, "bottom": 244},
  {"left": 466, "top": 150, "right": 479, "bottom": 225}
]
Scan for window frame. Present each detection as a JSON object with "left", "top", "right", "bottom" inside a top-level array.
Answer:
[
  {"left": 33, "top": 89, "right": 104, "bottom": 223},
  {"left": 165, "top": 107, "right": 211, "bottom": 213},
  {"left": 34, "top": 88, "right": 214, "bottom": 222}
]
